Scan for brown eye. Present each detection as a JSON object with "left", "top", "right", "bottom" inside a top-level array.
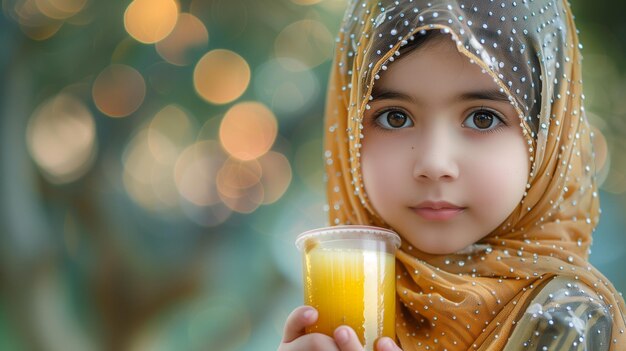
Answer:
[
  {"left": 464, "top": 109, "right": 504, "bottom": 132},
  {"left": 375, "top": 110, "right": 413, "bottom": 129},
  {"left": 473, "top": 111, "right": 494, "bottom": 129}
]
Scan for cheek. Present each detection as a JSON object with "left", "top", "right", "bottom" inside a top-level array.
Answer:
[
  {"left": 361, "top": 150, "right": 388, "bottom": 201},
  {"left": 361, "top": 140, "right": 409, "bottom": 204},
  {"left": 467, "top": 142, "right": 529, "bottom": 209}
]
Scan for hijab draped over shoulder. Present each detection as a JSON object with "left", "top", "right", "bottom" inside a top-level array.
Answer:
[{"left": 323, "top": 0, "right": 626, "bottom": 349}]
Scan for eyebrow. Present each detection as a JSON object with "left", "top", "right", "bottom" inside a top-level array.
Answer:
[{"left": 370, "top": 88, "right": 511, "bottom": 104}]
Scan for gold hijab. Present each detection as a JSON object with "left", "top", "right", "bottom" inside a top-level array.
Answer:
[{"left": 323, "top": 0, "right": 626, "bottom": 349}]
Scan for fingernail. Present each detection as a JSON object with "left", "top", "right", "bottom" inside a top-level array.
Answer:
[
  {"left": 303, "top": 308, "right": 315, "bottom": 320},
  {"left": 335, "top": 327, "right": 349, "bottom": 344}
]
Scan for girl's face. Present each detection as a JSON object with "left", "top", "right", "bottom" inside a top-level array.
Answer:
[{"left": 361, "top": 36, "right": 529, "bottom": 255}]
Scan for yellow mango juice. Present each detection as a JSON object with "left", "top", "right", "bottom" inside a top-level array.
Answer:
[{"left": 301, "top": 239, "right": 397, "bottom": 350}]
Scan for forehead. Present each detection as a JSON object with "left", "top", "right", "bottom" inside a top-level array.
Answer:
[{"left": 374, "top": 36, "right": 499, "bottom": 94}]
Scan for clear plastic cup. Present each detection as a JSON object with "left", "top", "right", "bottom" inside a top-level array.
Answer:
[{"left": 295, "top": 225, "right": 401, "bottom": 350}]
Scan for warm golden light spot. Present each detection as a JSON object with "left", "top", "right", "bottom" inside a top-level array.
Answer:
[
  {"left": 218, "top": 182, "right": 264, "bottom": 214},
  {"left": 14, "top": 0, "right": 40, "bottom": 21},
  {"left": 274, "top": 19, "right": 333, "bottom": 71},
  {"left": 148, "top": 105, "right": 195, "bottom": 164},
  {"left": 26, "top": 94, "right": 96, "bottom": 184},
  {"left": 215, "top": 159, "right": 265, "bottom": 214},
  {"left": 193, "top": 49, "right": 250, "bottom": 105},
  {"left": 123, "top": 129, "right": 180, "bottom": 211},
  {"left": 219, "top": 102, "right": 277, "bottom": 161},
  {"left": 156, "top": 13, "right": 208, "bottom": 66},
  {"left": 19, "top": 20, "right": 63, "bottom": 40},
  {"left": 47, "top": 0, "right": 85, "bottom": 13},
  {"left": 35, "top": 0, "right": 87, "bottom": 20},
  {"left": 92, "top": 64, "right": 146, "bottom": 118},
  {"left": 174, "top": 140, "right": 227, "bottom": 206},
  {"left": 216, "top": 158, "right": 262, "bottom": 199},
  {"left": 124, "top": 0, "right": 178, "bottom": 44},
  {"left": 258, "top": 151, "right": 292, "bottom": 204},
  {"left": 14, "top": 0, "right": 64, "bottom": 40}
]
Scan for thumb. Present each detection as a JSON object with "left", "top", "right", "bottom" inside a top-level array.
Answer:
[{"left": 376, "top": 337, "right": 402, "bottom": 351}]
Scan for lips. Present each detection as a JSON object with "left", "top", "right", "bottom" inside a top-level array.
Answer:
[{"left": 411, "top": 201, "right": 466, "bottom": 221}]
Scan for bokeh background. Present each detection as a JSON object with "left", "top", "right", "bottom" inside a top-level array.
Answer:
[{"left": 0, "top": 0, "right": 625, "bottom": 350}]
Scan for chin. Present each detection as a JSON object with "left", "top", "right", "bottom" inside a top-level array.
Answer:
[
  {"left": 399, "top": 227, "right": 475, "bottom": 255},
  {"left": 411, "top": 242, "right": 462, "bottom": 255},
  {"left": 424, "top": 247, "right": 460, "bottom": 255}
]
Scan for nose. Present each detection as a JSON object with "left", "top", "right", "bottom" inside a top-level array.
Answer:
[{"left": 412, "top": 128, "right": 460, "bottom": 182}]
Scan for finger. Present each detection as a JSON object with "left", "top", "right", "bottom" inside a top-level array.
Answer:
[
  {"left": 376, "top": 337, "right": 403, "bottom": 351},
  {"left": 334, "top": 326, "right": 364, "bottom": 351},
  {"left": 282, "top": 333, "right": 340, "bottom": 351},
  {"left": 282, "top": 306, "right": 318, "bottom": 343}
]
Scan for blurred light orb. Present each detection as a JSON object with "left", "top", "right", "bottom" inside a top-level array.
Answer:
[
  {"left": 193, "top": 49, "right": 250, "bottom": 105},
  {"left": 123, "top": 130, "right": 180, "bottom": 211},
  {"left": 174, "top": 140, "right": 227, "bottom": 207},
  {"left": 92, "top": 64, "right": 146, "bottom": 118},
  {"left": 26, "top": 93, "right": 97, "bottom": 184},
  {"left": 219, "top": 102, "right": 277, "bottom": 161},
  {"left": 218, "top": 180, "right": 264, "bottom": 214},
  {"left": 124, "top": 0, "right": 178, "bottom": 44},
  {"left": 216, "top": 158, "right": 262, "bottom": 199},
  {"left": 215, "top": 157, "right": 264, "bottom": 214},
  {"left": 149, "top": 105, "right": 195, "bottom": 165},
  {"left": 258, "top": 151, "right": 292, "bottom": 204},
  {"left": 19, "top": 20, "right": 63, "bottom": 40},
  {"left": 156, "top": 13, "right": 208, "bottom": 66},
  {"left": 35, "top": 0, "right": 87, "bottom": 20},
  {"left": 254, "top": 58, "right": 320, "bottom": 116},
  {"left": 274, "top": 19, "right": 333, "bottom": 71},
  {"left": 14, "top": 0, "right": 64, "bottom": 40}
]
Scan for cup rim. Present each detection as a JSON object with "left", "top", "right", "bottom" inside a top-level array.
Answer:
[{"left": 295, "top": 225, "right": 401, "bottom": 251}]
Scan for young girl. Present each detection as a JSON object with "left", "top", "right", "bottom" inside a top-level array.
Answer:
[{"left": 279, "top": 0, "right": 626, "bottom": 350}]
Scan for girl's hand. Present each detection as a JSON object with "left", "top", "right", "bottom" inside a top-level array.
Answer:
[{"left": 277, "top": 305, "right": 404, "bottom": 351}]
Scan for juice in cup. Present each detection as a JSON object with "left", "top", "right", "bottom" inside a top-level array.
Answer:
[{"left": 295, "top": 225, "right": 401, "bottom": 351}]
